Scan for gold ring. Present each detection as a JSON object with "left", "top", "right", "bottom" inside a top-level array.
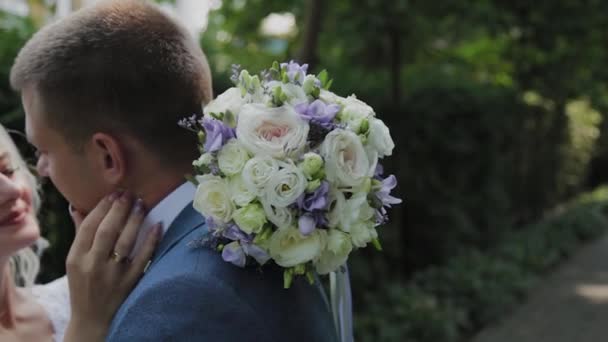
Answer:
[{"left": 111, "top": 251, "right": 124, "bottom": 263}]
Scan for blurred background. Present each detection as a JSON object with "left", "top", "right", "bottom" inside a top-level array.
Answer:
[{"left": 2, "top": 0, "right": 608, "bottom": 341}]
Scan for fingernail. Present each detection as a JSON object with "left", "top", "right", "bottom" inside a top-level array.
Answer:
[
  {"left": 108, "top": 190, "right": 123, "bottom": 202},
  {"left": 133, "top": 198, "right": 144, "bottom": 214},
  {"left": 119, "top": 190, "right": 130, "bottom": 203}
]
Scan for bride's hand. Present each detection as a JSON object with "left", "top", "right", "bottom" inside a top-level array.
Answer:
[{"left": 63, "top": 192, "right": 161, "bottom": 342}]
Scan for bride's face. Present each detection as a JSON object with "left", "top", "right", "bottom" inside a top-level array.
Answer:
[{"left": 0, "top": 150, "right": 40, "bottom": 260}]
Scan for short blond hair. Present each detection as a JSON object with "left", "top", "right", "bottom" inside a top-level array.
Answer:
[{"left": 11, "top": 0, "right": 212, "bottom": 166}]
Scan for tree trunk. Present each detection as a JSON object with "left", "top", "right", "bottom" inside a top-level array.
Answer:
[{"left": 295, "top": 0, "right": 324, "bottom": 70}]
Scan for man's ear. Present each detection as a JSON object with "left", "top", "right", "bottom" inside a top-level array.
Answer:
[{"left": 89, "top": 132, "right": 127, "bottom": 186}]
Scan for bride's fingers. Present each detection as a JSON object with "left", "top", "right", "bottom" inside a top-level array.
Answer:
[
  {"left": 112, "top": 198, "right": 146, "bottom": 260},
  {"left": 69, "top": 204, "right": 85, "bottom": 229},
  {"left": 127, "top": 223, "right": 162, "bottom": 283},
  {"left": 91, "top": 192, "right": 133, "bottom": 259},
  {"left": 69, "top": 194, "right": 116, "bottom": 256}
]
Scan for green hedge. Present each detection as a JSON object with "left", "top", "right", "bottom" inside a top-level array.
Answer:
[{"left": 354, "top": 186, "right": 608, "bottom": 342}]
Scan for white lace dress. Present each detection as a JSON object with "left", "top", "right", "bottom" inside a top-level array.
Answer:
[{"left": 31, "top": 276, "right": 71, "bottom": 342}]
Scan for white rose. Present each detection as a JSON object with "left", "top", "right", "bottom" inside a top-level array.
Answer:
[
  {"left": 368, "top": 118, "right": 395, "bottom": 157},
  {"left": 241, "top": 156, "right": 279, "bottom": 195},
  {"left": 320, "top": 129, "right": 371, "bottom": 188},
  {"left": 262, "top": 201, "right": 294, "bottom": 229},
  {"left": 314, "top": 229, "right": 353, "bottom": 275},
  {"left": 203, "top": 87, "right": 247, "bottom": 117},
  {"left": 266, "top": 81, "right": 308, "bottom": 106},
  {"left": 269, "top": 227, "right": 325, "bottom": 267},
  {"left": 263, "top": 162, "right": 307, "bottom": 207},
  {"left": 339, "top": 192, "right": 375, "bottom": 232},
  {"left": 193, "top": 174, "right": 235, "bottom": 224},
  {"left": 229, "top": 175, "right": 257, "bottom": 207},
  {"left": 341, "top": 95, "right": 375, "bottom": 132},
  {"left": 350, "top": 220, "right": 378, "bottom": 248},
  {"left": 236, "top": 104, "right": 309, "bottom": 159},
  {"left": 217, "top": 139, "right": 250, "bottom": 176}
]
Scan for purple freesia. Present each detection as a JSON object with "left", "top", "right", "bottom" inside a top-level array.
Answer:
[
  {"left": 281, "top": 60, "right": 308, "bottom": 84},
  {"left": 242, "top": 243, "right": 271, "bottom": 265},
  {"left": 295, "top": 100, "right": 340, "bottom": 128},
  {"left": 374, "top": 164, "right": 385, "bottom": 178},
  {"left": 201, "top": 117, "right": 235, "bottom": 152},
  {"left": 375, "top": 175, "right": 402, "bottom": 208},
  {"left": 223, "top": 224, "right": 253, "bottom": 243},
  {"left": 297, "top": 181, "right": 330, "bottom": 212},
  {"left": 221, "top": 224, "right": 270, "bottom": 267},
  {"left": 222, "top": 241, "right": 247, "bottom": 267}
]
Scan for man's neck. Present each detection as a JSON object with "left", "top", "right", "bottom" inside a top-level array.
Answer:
[{"left": 131, "top": 169, "right": 189, "bottom": 212}]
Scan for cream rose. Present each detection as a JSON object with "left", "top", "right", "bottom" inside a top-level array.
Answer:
[
  {"left": 314, "top": 229, "right": 353, "bottom": 275},
  {"left": 268, "top": 227, "right": 325, "bottom": 267},
  {"left": 217, "top": 139, "right": 250, "bottom": 176},
  {"left": 320, "top": 129, "right": 371, "bottom": 188},
  {"left": 236, "top": 104, "right": 309, "bottom": 159},
  {"left": 193, "top": 174, "right": 235, "bottom": 224},
  {"left": 263, "top": 162, "right": 307, "bottom": 207}
]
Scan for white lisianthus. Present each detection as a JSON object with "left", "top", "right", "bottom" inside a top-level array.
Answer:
[
  {"left": 242, "top": 156, "right": 280, "bottom": 195},
  {"left": 232, "top": 203, "right": 267, "bottom": 234},
  {"left": 320, "top": 129, "right": 371, "bottom": 188},
  {"left": 262, "top": 201, "right": 294, "bottom": 229},
  {"left": 263, "top": 162, "right": 307, "bottom": 207},
  {"left": 193, "top": 174, "right": 234, "bottom": 224},
  {"left": 367, "top": 118, "right": 395, "bottom": 157},
  {"left": 339, "top": 192, "right": 375, "bottom": 232},
  {"left": 268, "top": 227, "right": 325, "bottom": 267},
  {"left": 340, "top": 95, "right": 375, "bottom": 133},
  {"left": 319, "top": 89, "right": 345, "bottom": 105},
  {"left": 327, "top": 187, "right": 346, "bottom": 228},
  {"left": 229, "top": 175, "right": 256, "bottom": 207},
  {"left": 266, "top": 80, "right": 308, "bottom": 106},
  {"left": 236, "top": 104, "right": 309, "bottom": 159},
  {"left": 350, "top": 220, "right": 378, "bottom": 248},
  {"left": 217, "top": 139, "right": 250, "bottom": 176},
  {"left": 203, "top": 87, "right": 247, "bottom": 117},
  {"left": 314, "top": 229, "right": 353, "bottom": 275},
  {"left": 193, "top": 153, "right": 214, "bottom": 168},
  {"left": 302, "top": 75, "right": 321, "bottom": 96}
]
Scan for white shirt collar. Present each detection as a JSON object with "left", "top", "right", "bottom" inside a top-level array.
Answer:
[{"left": 130, "top": 181, "right": 196, "bottom": 257}]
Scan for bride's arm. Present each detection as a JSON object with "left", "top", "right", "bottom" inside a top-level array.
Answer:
[{"left": 62, "top": 193, "right": 160, "bottom": 342}]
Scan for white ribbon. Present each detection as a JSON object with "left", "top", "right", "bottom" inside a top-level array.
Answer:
[{"left": 330, "top": 264, "right": 353, "bottom": 342}]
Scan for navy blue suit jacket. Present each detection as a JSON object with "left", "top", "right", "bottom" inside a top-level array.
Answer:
[{"left": 106, "top": 203, "right": 337, "bottom": 342}]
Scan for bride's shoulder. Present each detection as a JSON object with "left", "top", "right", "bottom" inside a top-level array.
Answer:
[{"left": 31, "top": 276, "right": 70, "bottom": 342}]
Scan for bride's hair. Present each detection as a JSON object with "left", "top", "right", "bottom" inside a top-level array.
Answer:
[{"left": 0, "top": 124, "right": 43, "bottom": 287}]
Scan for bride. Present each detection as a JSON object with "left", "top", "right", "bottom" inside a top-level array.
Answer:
[{"left": 0, "top": 124, "right": 160, "bottom": 341}]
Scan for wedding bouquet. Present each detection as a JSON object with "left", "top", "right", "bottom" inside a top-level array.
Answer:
[{"left": 180, "top": 61, "right": 401, "bottom": 288}]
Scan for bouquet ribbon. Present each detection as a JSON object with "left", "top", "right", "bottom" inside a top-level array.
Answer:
[{"left": 330, "top": 264, "right": 353, "bottom": 342}]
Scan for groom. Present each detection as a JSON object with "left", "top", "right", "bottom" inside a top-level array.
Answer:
[{"left": 10, "top": 1, "right": 337, "bottom": 341}]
